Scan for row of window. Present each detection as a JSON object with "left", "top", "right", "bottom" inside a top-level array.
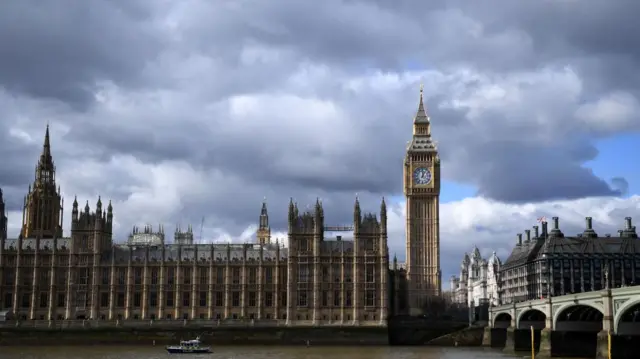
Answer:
[
  {"left": 2, "top": 289, "right": 379, "bottom": 309},
  {"left": 20, "top": 312, "right": 377, "bottom": 322},
  {"left": 2, "top": 265, "right": 382, "bottom": 286},
  {"left": 297, "top": 264, "right": 378, "bottom": 283},
  {"left": 296, "top": 239, "right": 379, "bottom": 252}
]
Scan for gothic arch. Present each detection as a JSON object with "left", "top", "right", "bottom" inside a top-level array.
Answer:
[
  {"left": 615, "top": 298, "right": 640, "bottom": 334},
  {"left": 553, "top": 303, "right": 604, "bottom": 329}
]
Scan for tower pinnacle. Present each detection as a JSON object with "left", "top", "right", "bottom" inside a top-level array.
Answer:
[
  {"left": 257, "top": 198, "right": 271, "bottom": 245},
  {"left": 21, "top": 125, "right": 63, "bottom": 239},
  {"left": 38, "top": 124, "right": 55, "bottom": 173},
  {"left": 414, "top": 84, "right": 429, "bottom": 125}
]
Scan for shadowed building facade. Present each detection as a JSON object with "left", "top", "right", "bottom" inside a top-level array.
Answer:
[
  {"left": 0, "top": 188, "right": 6, "bottom": 242},
  {"left": 0, "top": 126, "right": 389, "bottom": 326}
]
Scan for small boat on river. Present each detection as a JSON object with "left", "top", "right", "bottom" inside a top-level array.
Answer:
[{"left": 166, "top": 337, "right": 212, "bottom": 354}]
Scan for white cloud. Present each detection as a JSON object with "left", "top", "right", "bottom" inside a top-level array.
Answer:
[
  {"left": 575, "top": 91, "right": 640, "bottom": 134},
  {"left": 385, "top": 195, "right": 640, "bottom": 280}
]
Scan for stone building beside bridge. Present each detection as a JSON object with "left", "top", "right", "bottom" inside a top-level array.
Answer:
[
  {"left": 0, "top": 126, "right": 389, "bottom": 326},
  {"left": 498, "top": 216, "right": 640, "bottom": 305},
  {"left": 487, "top": 216, "right": 640, "bottom": 357},
  {"left": 449, "top": 247, "right": 501, "bottom": 307}
]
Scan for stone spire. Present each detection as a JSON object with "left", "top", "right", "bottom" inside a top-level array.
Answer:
[
  {"left": 407, "top": 84, "right": 437, "bottom": 152},
  {"left": 21, "top": 125, "right": 63, "bottom": 239},
  {"left": 257, "top": 197, "right": 271, "bottom": 245},
  {"left": 0, "top": 187, "right": 6, "bottom": 240},
  {"left": 38, "top": 124, "right": 55, "bottom": 174},
  {"left": 414, "top": 83, "right": 430, "bottom": 124}
]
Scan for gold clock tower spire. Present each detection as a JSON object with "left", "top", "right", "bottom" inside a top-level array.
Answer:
[{"left": 403, "top": 85, "right": 441, "bottom": 314}]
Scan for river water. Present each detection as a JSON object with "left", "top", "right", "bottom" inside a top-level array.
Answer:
[{"left": 0, "top": 346, "right": 533, "bottom": 359}]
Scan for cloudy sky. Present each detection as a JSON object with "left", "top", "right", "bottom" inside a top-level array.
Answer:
[{"left": 1, "top": 0, "right": 639, "bottom": 287}]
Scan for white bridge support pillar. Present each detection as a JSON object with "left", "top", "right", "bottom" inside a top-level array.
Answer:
[
  {"left": 502, "top": 303, "right": 517, "bottom": 355},
  {"left": 537, "top": 298, "right": 553, "bottom": 359}
]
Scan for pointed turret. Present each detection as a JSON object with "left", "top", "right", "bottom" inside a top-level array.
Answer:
[
  {"left": 413, "top": 84, "right": 430, "bottom": 125},
  {"left": 315, "top": 197, "right": 323, "bottom": 217},
  {"left": 288, "top": 197, "right": 295, "bottom": 232},
  {"left": 20, "top": 125, "right": 63, "bottom": 239},
  {"left": 0, "top": 187, "right": 7, "bottom": 240},
  {"left": 406, "top": 84, "right": 437, "bottom": 152},
  {"left": 38, "top": 124, "right": 55, "bottom": 173},
  {"left": 257, "top": 197, "right": 271, "bottom": 245},
  {"left": 353, "top": 195, "right": 361, "bottom": 233},
  {"left": 259, "top": 197, "right": 269, "bottom": 228},
  {"left": 314, "top": 197, "right": 324, "bottom": 236}
]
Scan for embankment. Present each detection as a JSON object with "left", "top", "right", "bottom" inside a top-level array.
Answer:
[
  {"left": 387, "top": 320, "right": 468, "bottom": 345},
  {"left": 424, "top": 326, "right": 484, "bottom": 346}
]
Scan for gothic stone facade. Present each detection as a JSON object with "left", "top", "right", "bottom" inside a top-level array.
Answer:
[
  {"left": 450, "top": 248, "right": 501, "bottom": 307},
  {"left": 0, "top": 126, "right": 389, "bottom": 325},
  {"left": 403, "top": 87, "right": 442, "bottom": 315}
]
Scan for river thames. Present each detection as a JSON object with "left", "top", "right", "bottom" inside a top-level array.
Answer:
[{"left": 0, "top": 346, "right": 539, "bottom": 359}]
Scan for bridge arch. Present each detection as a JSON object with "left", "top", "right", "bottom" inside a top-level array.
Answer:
[
  {"left": 615, "top": 298, "right": 640, "bottom": 335},
  {"left": 553, "top": 304, "right": 604, "bottom": 332},
  {"left": 517, "top": 308, "right": 546, "bottom": 329},
  {"left": 493, "top": 312, "right": 511, "bottom": 329}
]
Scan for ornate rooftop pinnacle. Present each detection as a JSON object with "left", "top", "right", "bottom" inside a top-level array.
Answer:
[
  {"left": 38, "top": 124, "right": 54, "bottom": 171},
  {"left": 414, "top": 84, "right": 429, "bottom": 125}
]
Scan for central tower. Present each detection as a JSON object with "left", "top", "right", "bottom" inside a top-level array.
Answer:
[
  {"left": 403, "top": 86, "right": 441, "bottom": 314},
  {"left": 20, "top": 125, "right": 64, "bottom": 239}
]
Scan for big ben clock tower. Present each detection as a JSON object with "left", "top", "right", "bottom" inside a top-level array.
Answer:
[{"left": 404, "top": 85, "right": 441, "bottom": 315}]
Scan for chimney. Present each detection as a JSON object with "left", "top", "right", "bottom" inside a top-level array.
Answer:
[
  {"left": 525, "top": 230, "right": 531, "bottom": 242},
  {"left": 618, "top": 230, "right": 623, "bottom": 237},
  {"left": 552, "top": 217, "right": 560, "bottom": 230},
  {"left": 533, "top": 226, "right": 539, "bottom": 238},
  {"left": 585, "top": 217, "right": 593, "bottom": 230},
  {"left": 517, "top": 233, "right": 522, "bottom": 246},
  {"left": 625, "top": 217, "right": 632, "bottom": 230},
  {"left": 541, "top": 222, "right": 548, "bottom": 237}
]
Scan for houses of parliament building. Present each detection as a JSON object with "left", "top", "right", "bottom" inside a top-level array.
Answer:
[
  {"left": 0, "top": 126, "right": 391, "bottom": 325},
  {"left": 0, "top": 88, "right": 442, "bottom": 324}
]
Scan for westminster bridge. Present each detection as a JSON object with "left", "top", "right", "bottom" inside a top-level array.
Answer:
[{"left": 485, "top": 285, "right": 640, "bottom": 358}]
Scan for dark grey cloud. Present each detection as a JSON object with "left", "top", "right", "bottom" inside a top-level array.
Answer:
[
  {"left": 0, "top": 0, "right": 164, "bottom": 108},
  {"left": 1, "top": 0, "right": 640, "bottom": 282}
]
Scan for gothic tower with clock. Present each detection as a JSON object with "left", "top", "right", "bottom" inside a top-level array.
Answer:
[{"left": 403, "top": 86, "right": 441, "bottom": 315}]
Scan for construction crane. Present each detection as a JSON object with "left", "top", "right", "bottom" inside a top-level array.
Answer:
[{"left": 199, "top": 217, "right": 205, "bottom": 244}]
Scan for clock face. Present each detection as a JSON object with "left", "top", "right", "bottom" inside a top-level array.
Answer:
[{"left": 413, "top": 167, "right": 432, "bottom": 185}]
